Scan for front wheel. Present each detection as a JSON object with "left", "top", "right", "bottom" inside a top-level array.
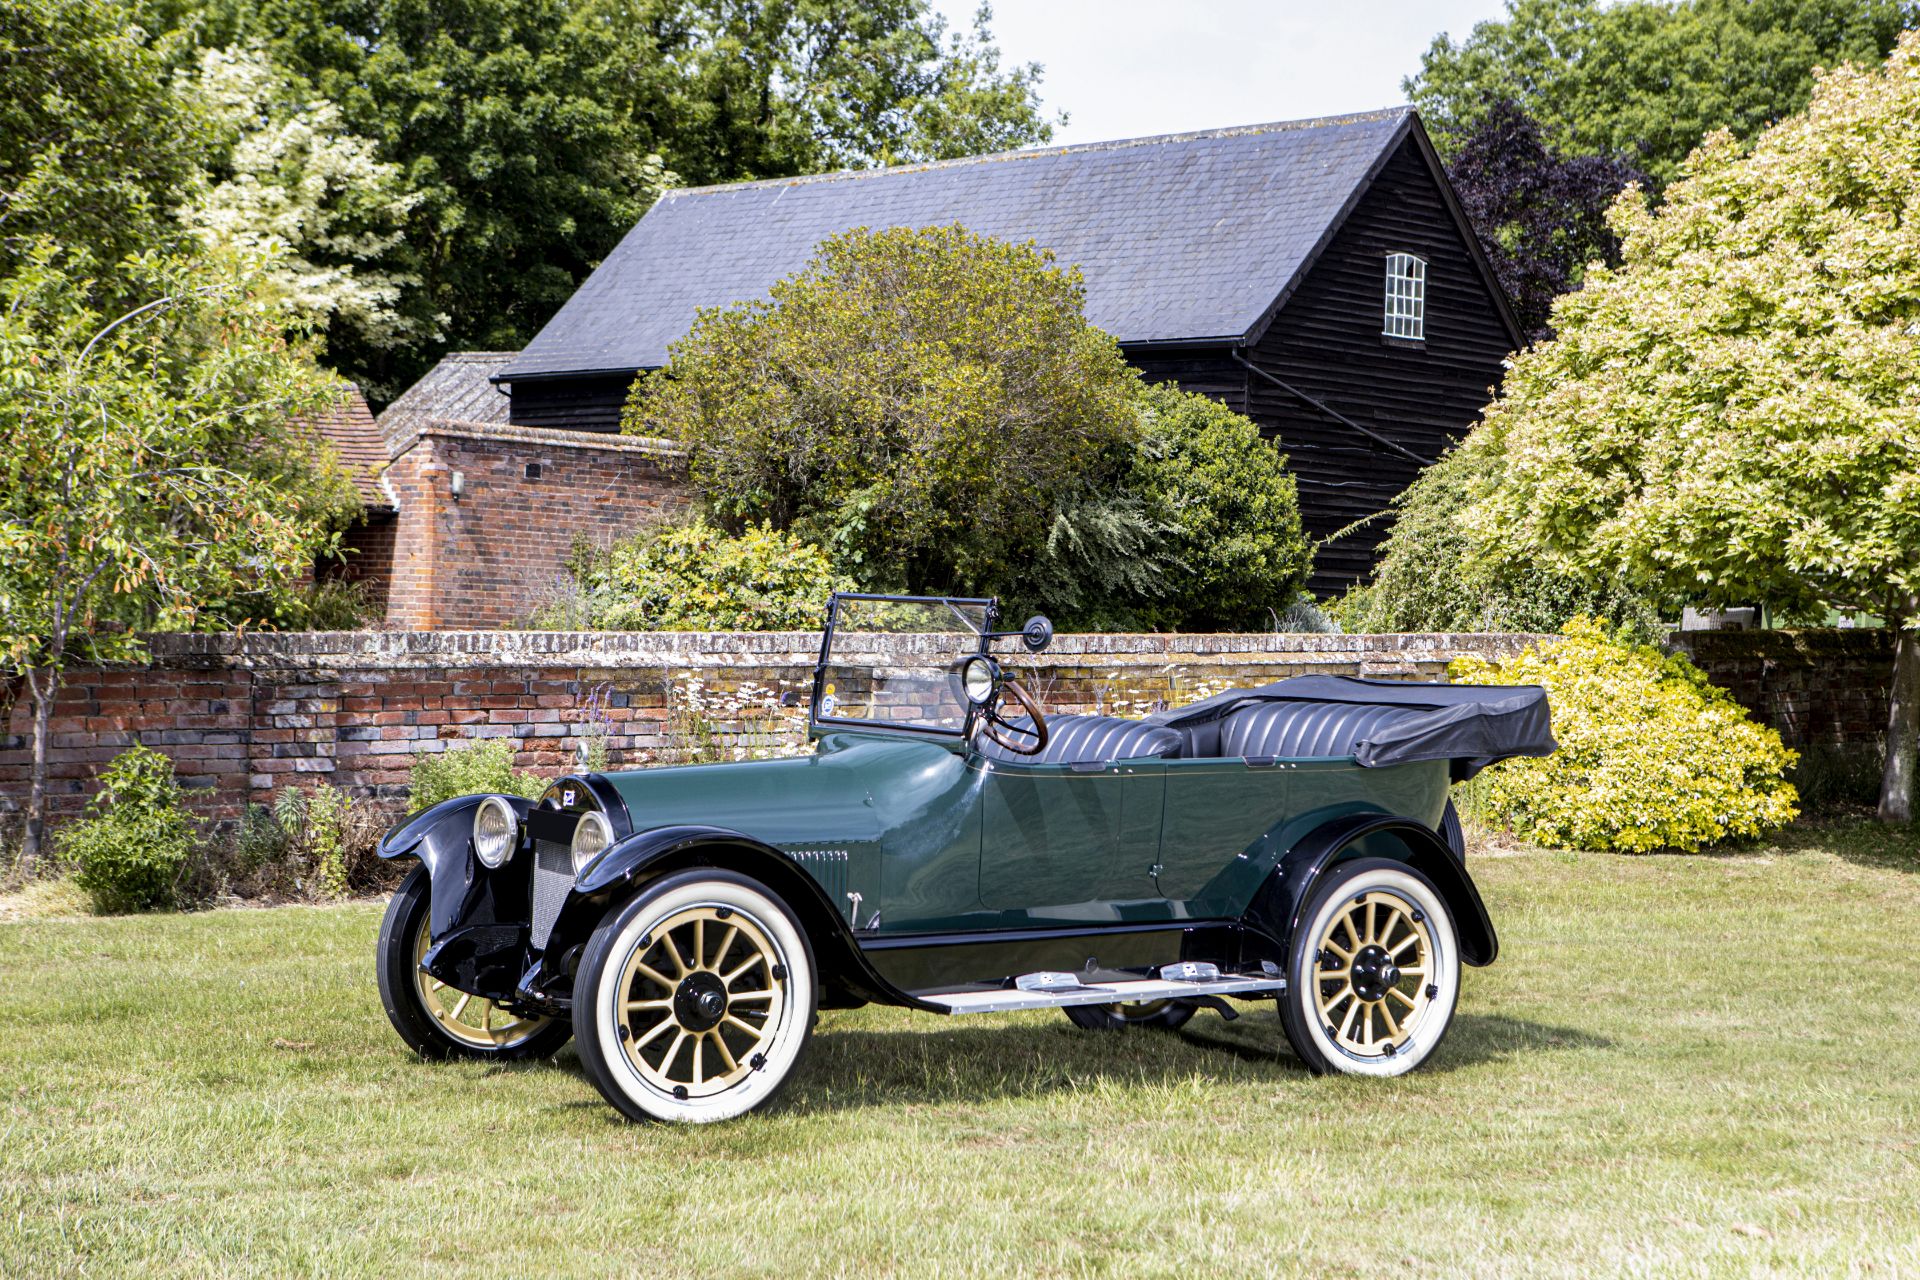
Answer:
[
  {"left": 572, "top": 871, "right": 817, "bottom": 1123},
  {"left": 376, "top": 864, "right": 571, "bottom": 1062},
  {"left": 1278, "top": 858, "right": 1461, "bottom": 1077}
]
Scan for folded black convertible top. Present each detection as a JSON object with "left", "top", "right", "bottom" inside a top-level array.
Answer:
[{"left": 1147, "top": 675, "right": 1555, "bottom": 781}]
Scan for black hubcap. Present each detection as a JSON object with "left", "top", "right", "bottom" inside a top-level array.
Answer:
[
  {"left": 674, "top": 971, "right": 729, "bottom": 1032},
  {"left": 1349, "top": 944, "right": 1399, "bottom": 1003}
]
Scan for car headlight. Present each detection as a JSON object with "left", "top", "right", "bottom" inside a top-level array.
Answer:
[
  {"left": 472, "top": 796, "right": 517, "bottom": 869},
  {"left": 959, "top": 655, "right": 1001, "bottom": 706},
  {"left": 571, "top": 810, "right": 613, "bottom": 875}
]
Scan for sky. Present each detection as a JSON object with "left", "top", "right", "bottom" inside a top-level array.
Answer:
[{"left": 930, "top": 1, "right": 1515, "bottom": 146}]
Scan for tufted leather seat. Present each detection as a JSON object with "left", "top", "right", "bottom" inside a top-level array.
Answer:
[
  {"left": 1218, "top": 700, "right": 1426, "bottom": 761},
  {"left": 975, "top": 714, "right": 1183, "bottom": 766}
]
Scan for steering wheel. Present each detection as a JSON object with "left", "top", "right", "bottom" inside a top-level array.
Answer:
[{"left": 978, "top": 678, "right": 1050, "bottom": 757}]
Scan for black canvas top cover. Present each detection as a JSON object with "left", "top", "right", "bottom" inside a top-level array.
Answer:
[{"left": 1146, "top": 675, "right": 1555, "bottom": 781}]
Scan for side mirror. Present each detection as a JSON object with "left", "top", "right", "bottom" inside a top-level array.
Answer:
[{"left": 1021, "top": 615, "right": 1054, "bottom": 653}]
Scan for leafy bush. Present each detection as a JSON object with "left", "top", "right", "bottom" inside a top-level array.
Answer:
[
  {"left": 408, "top": 739, "right": 545, "bottom": 813},
  {"left": 1013, "top": 384, "right": 1313, "bottom": 630},
  {"left": 183, "top": 784, "right": 395, "bottom": 903},
  {"left": 1333, "top": 440, "right": 1664, "bottom": 640},
  {"left": 57, "top": 745, "right": 196, "bottom": 913},
  {"left": 528, "top": 520, "right": 853, "bottom": 631},
  {"left": 1451, "top": 619, "right": 1799, "bottom": 852},
  {"left": 1127, "top": 383, "right": 1313, "bottom": 630}
]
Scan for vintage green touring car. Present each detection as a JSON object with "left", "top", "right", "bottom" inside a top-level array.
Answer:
[{"left": 375, "top": 594, "right": 1553, "bottom": 1123}]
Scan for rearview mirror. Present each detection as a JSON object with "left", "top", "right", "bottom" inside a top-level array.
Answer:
[{"left": 1021, "top": 615, "right": 1054, "bottom": 653}]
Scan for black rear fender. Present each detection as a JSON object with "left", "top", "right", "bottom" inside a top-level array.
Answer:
[
  {"left": 547, "top": 825, "right": 931, "bottom": 1011},
  {"left": 1245, "top": 812, "right": 1497, "bottom": 968}
]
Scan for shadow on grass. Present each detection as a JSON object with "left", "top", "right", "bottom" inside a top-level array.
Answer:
[
  {"left": 1760, "top": 814, "right": 1920, "bottom": 873},
  {"left": 505, "top": 1005, "right": 1609, "bottom": 1118},
  {"left": 505, "top": 1008, "right": 1607, "bottom": 1115}
]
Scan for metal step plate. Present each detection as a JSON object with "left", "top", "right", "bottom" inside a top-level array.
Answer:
[{"left": 917, "top": 974, "right": 1287, "bottom": 1016}]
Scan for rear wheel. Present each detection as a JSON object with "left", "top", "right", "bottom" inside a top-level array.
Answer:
[
  {"left": 572, "top": 871, "right": 816, "bottom": 1123},
  {"left": 1278, "top": 858, "right": 1460, "bottom": 1077},
  {"left": 1438, "top": 798, "right": 1466, "bottom": 861},
  {"left": 376, "top": 864, "right": 570, "bottom": 1062},
  {"left": 1063, "top": 999, "right": 1196, "bottom": 1032}
]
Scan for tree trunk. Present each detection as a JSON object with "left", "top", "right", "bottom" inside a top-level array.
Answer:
[
  {"left": 1880, "top": 615, "right": 1920, "bottom": 824},
  {"left": 18, "top": 671, "right": 55, "bottom": 872}
]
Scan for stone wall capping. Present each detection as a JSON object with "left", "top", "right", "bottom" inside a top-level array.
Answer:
[
  {"left": 130, "top": 629, "right": 1556, "bottom": 672},
  {"left": 416, "top": 417, "right": 687, "bottom": 460}
]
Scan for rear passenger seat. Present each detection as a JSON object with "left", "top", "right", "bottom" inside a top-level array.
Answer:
[{"left": 1218, "top": 700, "right": 1427, "bottom": 761}]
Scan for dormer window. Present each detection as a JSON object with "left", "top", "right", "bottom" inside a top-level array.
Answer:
[{"left": 1383, "top": 253, "right": 1426, "bottom": 341}]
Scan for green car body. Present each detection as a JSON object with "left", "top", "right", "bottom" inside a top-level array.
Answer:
[{"left": 375, "top": 593, "right": 1549, "bottom": 1120}]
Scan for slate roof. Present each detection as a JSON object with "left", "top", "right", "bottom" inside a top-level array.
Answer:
[
  {"left": 501, "top": 108, "right": 1421, "bottom": 381},
  {"left": 305, "top": 387, "right": 393, "bottom": 511},
  {"left": 376, "top": 351, "right": 516, "bottom": 447}
]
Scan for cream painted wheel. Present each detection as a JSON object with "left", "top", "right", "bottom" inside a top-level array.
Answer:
[
  {"left": 573, "top": 872, "right": 815, "bottom": 1124},
  {"left": 409, "top": 918, "right": 555, "bottom": 1051},
  {"left": 1279, "top": 859, "right": 1459, "bottom": 1077},
  {"left": 375, "top": 863, "right": 572, "bottom": 1063}
]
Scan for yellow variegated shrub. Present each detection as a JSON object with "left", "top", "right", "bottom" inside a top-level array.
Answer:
[{"left": 1450, "top": 619, "right": 1798, "bottom": 853}]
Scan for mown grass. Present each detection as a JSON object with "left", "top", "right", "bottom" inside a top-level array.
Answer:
[{"left": 2, "top": 820, "right": 1917, "bottom": 1278}]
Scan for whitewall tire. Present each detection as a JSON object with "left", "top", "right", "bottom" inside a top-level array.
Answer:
[
  {"left": 1278, "top": 858, "right": 1460, "bottom": 1077},
  {"left": 572, "top": 871, "right": 816, "bottom": 1123}
]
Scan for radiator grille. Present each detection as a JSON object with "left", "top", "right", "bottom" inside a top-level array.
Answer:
[{"left": 530, "top": 838, "right": 573, "bottom": 950}]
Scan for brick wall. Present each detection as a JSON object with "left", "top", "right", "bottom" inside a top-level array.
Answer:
[
  {"left": 0, "top": 630, "right": 1546, "bottom": 824},
  {"left": 382, "top": 422, "right": 691, "bottom": 630},
  {"left": 1670, "top": 628, "right": 1895, "bottom": 753},
  {"left": 325, "top": 510, "right": 399, "bottom": 615},
  {"left": 4, "top": 628, "right": 1893, "bottom": 827}
]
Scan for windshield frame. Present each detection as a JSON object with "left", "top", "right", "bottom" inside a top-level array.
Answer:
[{"left": 808, "top": 592, "right": 1000, "bottom": 741}]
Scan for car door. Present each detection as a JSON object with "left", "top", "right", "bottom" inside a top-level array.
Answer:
[
  {"left": 1153, "top": 757, "right": 1292, "bottom": 910},
  {"left": 977, "top": 756, "right": 1166, "bottom": 915}
]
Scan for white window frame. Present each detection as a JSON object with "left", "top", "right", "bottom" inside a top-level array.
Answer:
[{"left": 1383, "top": 252, "right": 1426, "bottom": 341}]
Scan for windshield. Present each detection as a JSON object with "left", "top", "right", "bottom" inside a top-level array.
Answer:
[{"left": 813, "top": 595, "right": 995, "bottom": 736}]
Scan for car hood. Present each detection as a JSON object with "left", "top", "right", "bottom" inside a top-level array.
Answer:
[{"left": 595, "top": 732, "right": 964, "bottom": 849}]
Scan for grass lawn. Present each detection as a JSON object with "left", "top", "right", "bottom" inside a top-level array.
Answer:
[{"left": 2, "top": 821, "right": 1917, "bottom": 1278}]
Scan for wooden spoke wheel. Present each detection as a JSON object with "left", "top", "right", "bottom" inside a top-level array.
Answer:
[
  {"left": 1309, "top": 891, "right": 1435, "bottom": 1057},
  {"left": 1063, "top": 997, "right": 1196, "bottom": 1032},
  {"left": 410, "top": 921, "right": 554, "bottom": 1051},
  {"left": 609, "top": 905, "right": 787, "bottom": 1098},
  {"left": 574, "top": 871, "right": 816, "bottom": 1124},
  {"left": 1278, "top": 858, "right": 1460, "bottom": 1077},
  {"left": 376, "top": 864, "right": 571, "bottom": 1063}
]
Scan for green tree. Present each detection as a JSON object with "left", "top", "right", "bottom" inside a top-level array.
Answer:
[
  {"left": 181, "top": 45, "right": 426, "bottom": 369},
  {"left": 0, "top": 0, "right": 205, "bottom": 296},
  {"left": 0, "top": 245, "right": 357, "bottom": 869},
  {"left": 626, "top": 225, "right": 1142, "bottom": 598},
  {"left": 132, "top": 0, "right": 1053, "bottom": 398},
  {"left": 1335, "top": 440, "right": 1662, "bottom": 639},
  {"left": 1407, "top": 0, "right": 1915, "bottom": 188},
  {"left": 1460, "top": 34, "right": 1920, "bottom": 821}
]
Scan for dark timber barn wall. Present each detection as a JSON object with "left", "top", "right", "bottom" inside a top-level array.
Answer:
[
  {"left": 1132, "top": 137, "right": 1513, "bottom": 593},
  {"left": 507, "top": 373, "right": 633, "bottom": 432}
]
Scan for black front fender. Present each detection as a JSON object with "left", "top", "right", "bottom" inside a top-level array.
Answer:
[
  {"left": 1247, "top": 812, "right": 1498, "bottom": 967},
  {"left": 378, "top": 793, "right": 535, "bottom": 937},
  {"left": 536, "top": 824, "right": 936, "bottom": 1012}
]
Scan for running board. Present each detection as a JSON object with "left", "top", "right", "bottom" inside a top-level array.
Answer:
[{"left": 917, "top": 974, "right": 1287, "bottom": 1016}]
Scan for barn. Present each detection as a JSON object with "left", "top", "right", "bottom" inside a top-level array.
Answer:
[{"left": 492, "top": 107, "right": 1521, "bottom": 591}]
